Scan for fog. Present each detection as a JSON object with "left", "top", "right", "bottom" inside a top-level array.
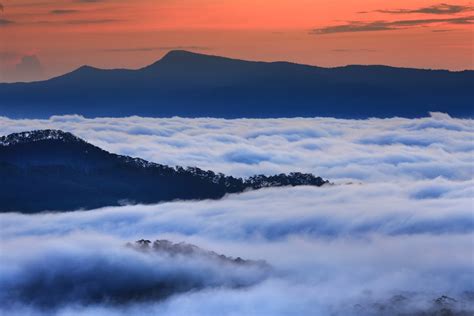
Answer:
[
  {"left": 0, "top": 112, "right": 471, "bottom": 181},
  {"left": 0, "top": 114, "right": 472, "bottom": 315}
]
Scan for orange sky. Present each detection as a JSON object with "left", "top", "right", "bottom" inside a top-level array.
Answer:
[{"left": 0, "top": 0, "right": 473, "bottom": 81}]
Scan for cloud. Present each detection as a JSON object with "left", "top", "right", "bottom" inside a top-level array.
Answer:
[
  {"left": 0, "top": 51, "right": 18, "bottom": 62},
  {"left": 0, "top": 114, "right": 472, "bottom": 315},
  {"left": 0, "top": 182, "right": 473, "bottom": 314},
  {"left": 0, "top": 113, "right": 471, "bottom": 181},
  {"left": 222, "top": 148, "right": 272, "bottom": 164},
  {"left": 0, "top": 18, "right": 14, "bottom": 26},
  {"left": 13, "top": 55, "right": 43, "bottom": 82},
  {"left": 311, "top": 16, "right": 474, "bottom": 34},
  {"left": 377, "top": 3, "right": 474, "bottom": 15},
  {"left": 2, "top": 180, "right": 473, "bottom": 240},
  {"left": 50, "top": 9, "right": 80, "bottom": 15},
  {"left": 32, "top": 18, "right": 123, "bottom": 26},
  {"left": 0, "top": 235, "right": 269, "bottom": 310},
  {"left": 65, "top": 19, "right": 122, "bottom": 25},
  {"left": 1, "top": 53, "right": 45, "bottom": 83}
]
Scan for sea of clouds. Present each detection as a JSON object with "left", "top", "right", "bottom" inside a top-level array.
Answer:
[{"left": 0, "top": 113, "right": 473, "bottom": 315}]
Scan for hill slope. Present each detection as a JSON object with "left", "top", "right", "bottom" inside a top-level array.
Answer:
[
  {"left": 0, "top": 130, "right": 328, "bottom": 213},
  {"left": 1, "top": 50, "right": 472, "bottom": 118}
]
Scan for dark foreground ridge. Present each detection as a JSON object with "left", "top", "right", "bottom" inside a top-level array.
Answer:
[
  {"left": 0, "top": 130, "right": 328, "bottom": 213},
  {"left": 1, "top": 50, "right": 473, "bottom": 118}
]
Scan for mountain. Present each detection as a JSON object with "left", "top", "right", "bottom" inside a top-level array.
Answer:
[
  {"left": 0, "top": 130, "right": 328, "bottom": 213},
  {"left": 1, "top": 50, "right": 472, "bottom": 119}
]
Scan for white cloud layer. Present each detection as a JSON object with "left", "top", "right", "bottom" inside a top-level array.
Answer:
[
  {"left": 0, "top": 112, "right": 472, "bottom": 181},
  {"left": 0, "top": 114, "right": 473, "bottom": 315}
]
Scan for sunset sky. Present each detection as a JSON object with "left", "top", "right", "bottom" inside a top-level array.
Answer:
[{"left": 0, "top": 0, "right": 473, "bottom": 82}]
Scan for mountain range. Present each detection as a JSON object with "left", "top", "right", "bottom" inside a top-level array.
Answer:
[
  {"left": 0, "top": 129, "right": 328, "bottom": 213},
  {"left": 1, "top": 50, "right": 472, "bottom": 119}
]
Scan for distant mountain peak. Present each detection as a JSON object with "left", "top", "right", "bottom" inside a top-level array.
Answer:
[
  {"left": 163, "top": 49, "right": 201, "bottom": 57},
  {"left": 161, "top": 50, "right": 218, "bottom": 60},
  {"left": 76, "top": 65, "right": 97, "bottom": 71},
  {"left": 145, "top": 50, "right": 239, "bottom": 71},
  {"left": 67, "top": 65, "right": 102, "bottom": 75},
  {"left": 0, "top": 129, "right": 84, "bottom": 147}
]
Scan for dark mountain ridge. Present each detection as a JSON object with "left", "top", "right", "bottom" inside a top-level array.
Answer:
[
  {"left": 1, "top": 50, "right": 472, "bottom": 118},
  {"left": 0, "top": 129, "right": 328, "bottom": 213}
]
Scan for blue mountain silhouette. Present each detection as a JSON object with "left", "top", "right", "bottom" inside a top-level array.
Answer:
[{"left": 1, "top": 50, "right": 472, "bottom": 118}]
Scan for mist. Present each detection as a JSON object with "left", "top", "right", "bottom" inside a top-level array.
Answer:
[{"left": 0, "top": 114, "right": 472, "bottom": 315}]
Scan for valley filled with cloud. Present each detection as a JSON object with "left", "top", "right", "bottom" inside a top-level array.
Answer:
[{"left": 0, "top": 113, "right": 473, "bottom": 315}]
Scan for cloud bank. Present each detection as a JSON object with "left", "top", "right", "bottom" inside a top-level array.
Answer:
[
  {"left": 0, "top": 114, "right": 472, "bottom": 315},
  {"left": 0, "top": 183, "right": 472, "bottom": 315},
  {"left": 0, "top": 235, "right": 269, "bottom": 310},
  {"left": 0, "top": 113, "right": 471, "bottom": 181}
]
